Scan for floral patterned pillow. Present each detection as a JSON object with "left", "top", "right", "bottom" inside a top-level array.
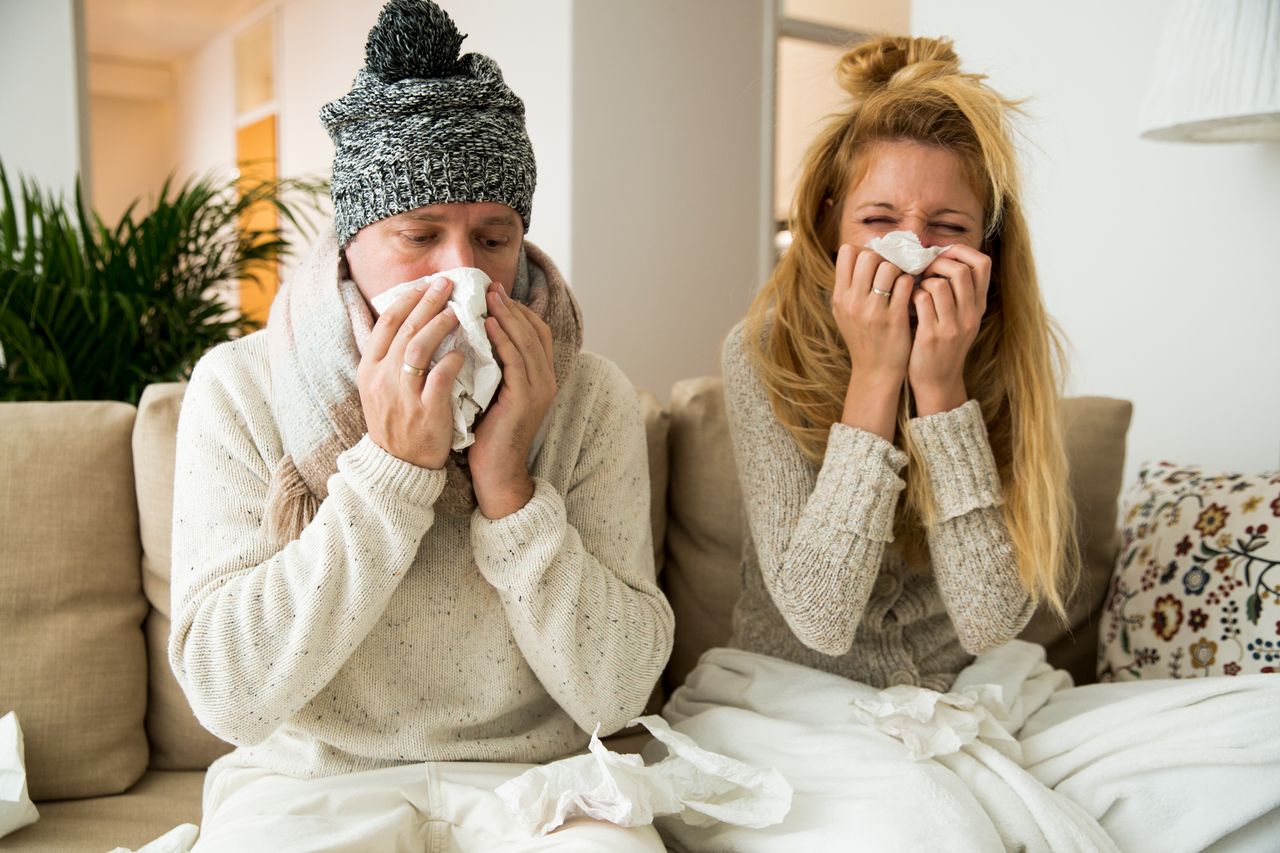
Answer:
[{"left": 1098, "top": 461, "right": 1280, "bottom": 681}]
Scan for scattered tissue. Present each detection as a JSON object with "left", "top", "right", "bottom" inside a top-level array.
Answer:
[
  {"left": 371, "top": 267, "right": 501, "bottom": 450},
  {"left": 866, "top": 230, "right": 950, "bottom": 276},
  {"left": 0, "top": 712, "right": 38, "bottom": 839},
  {"left": 851, "top": 683, "right": 1020, "bottom": 762},
  {"left": 496, "top": 715, "right": 792, "bottom": 835}
]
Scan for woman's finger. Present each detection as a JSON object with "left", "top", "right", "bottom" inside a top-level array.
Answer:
[
  {"left": 851, "top": 247, "right": 883, "bottom": 298},
  {"left": 919, "top": 277, "right": 957, "bottom": 330},
  {"left": 834, "top": 244, "right": 856, "bottom": 298},
  {"left": 870, "top": 260, "right": 901, "bottom": 307},
  {"left": 889, "top": 272, "right": 914, "bottom": 316},
  {"left": 936, "top": 246, "right": 990, "bottom": 309},
  {"left": 912, "top": 288, "right": 938, "bottom": 333},
  {"left": 923, "top": 257, "right": 975, "bottom": 318}
]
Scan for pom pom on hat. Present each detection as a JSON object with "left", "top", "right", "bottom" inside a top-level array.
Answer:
[{"left": 365, "top": 0, "right": 467, "bottom": 82}]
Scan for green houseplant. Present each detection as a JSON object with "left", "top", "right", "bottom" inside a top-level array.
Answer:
[{"left": 0, "top": 164, "right": 326, "bottom": 404}]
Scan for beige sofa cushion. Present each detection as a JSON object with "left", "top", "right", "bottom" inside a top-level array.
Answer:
[
  {"left": 1020, "top": 396, "right": 1132, "bottom": 685},
  {"left": 637, "top": 389, "right": 670, "bottom": 575},
  {"left": 133, "top": 384, "right": 234, "bottom": 771},
  {"left": 0, "top": 402, "right": 149, "bottom": 801},
  {"left": 661, "top": 379, "right": 744, "bottom": 691},
  {"left": 661, "top": 378, "right": 1132, "bottom": 689},
  {"left": 0, "top": 769, "right": 205, "bottom": 852}
]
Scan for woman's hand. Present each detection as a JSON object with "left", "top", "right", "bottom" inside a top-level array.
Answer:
[
  {"left": 907, "top": 245, "right": 991, "bottom": 416},
  {"left": 832, "top": 243, "right": 914, "bottom": 441},
  {"left": 469, "top": 281, "right": 558, "bottom": 519},
  {"left": 357, "top": 277, "right": 464, "bottom": 470}
]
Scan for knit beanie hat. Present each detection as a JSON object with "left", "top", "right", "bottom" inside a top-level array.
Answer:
[{"left": 320, "top": 0, "right": 536, "bottom": 246}]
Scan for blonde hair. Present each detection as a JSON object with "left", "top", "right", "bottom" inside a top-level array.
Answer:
[{"left": 745, "top": 36, "right": 1077, "bottom": 615}]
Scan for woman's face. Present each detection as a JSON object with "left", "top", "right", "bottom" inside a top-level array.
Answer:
[{"left": 836, "top": 140, "right": 984, "bottom": 253}]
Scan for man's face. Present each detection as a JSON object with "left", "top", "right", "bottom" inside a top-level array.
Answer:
[{"left": 345, "top": 201, "right": 523, "bottom": 302}]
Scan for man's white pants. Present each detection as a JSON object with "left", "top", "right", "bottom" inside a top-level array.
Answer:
[{"left": 193, "top": 759, "right": 665, "bottom": 853}]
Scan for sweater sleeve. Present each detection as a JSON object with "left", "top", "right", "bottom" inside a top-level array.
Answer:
[
  {"left": 168, "top": 347, "right": 445, "bottom": 746},
  {"left": 907, "top": 399, "right": 1034, "bottom": 653},
  {"left": 469, "top": 359, "right": 674, "bottom": 737},
  {"left": 721, "top": 325, "right": 907, "bottom": 657}
]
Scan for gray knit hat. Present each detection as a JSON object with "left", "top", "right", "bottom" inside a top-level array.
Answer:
[{"left": 320, "top": 0, "right": 536, "bottom": 246}]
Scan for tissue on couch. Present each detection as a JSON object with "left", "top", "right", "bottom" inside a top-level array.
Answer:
[
  {"left": 0, "top": 712, "right": 39, "bottom": 839},
  {"left": 495, "top": 715, "right": 791, "bottom": 835},
  {"left": 865, "top": 230, "right": 949, "bottom": 276},
  {"left": 371, "top": 267, "right": 501, "bottom": 450}
]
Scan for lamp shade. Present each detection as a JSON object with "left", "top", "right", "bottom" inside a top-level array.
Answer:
[{"left": 1139, "top": 0, "right": 1280, "bottom": 142}]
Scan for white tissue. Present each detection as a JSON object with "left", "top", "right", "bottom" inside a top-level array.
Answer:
[
  {"left": 865, "top": 230, "right": 949, "bottom": 275},
  {"left": 371, "top": 267, "right": 501, "bottom": 451},
  {"left": 850, "top": 684, "right": 1020, "bottom": 762},
  {"left": 0, "top": 712, "right": 38, "bottom": 840},
  {"left": 495, "top": 715, "right": 792, "bottom": 836}
]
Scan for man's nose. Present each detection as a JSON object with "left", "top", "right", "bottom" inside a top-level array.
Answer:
[{"left": 437, "top": 235, "right": 475, "bottom": 270}]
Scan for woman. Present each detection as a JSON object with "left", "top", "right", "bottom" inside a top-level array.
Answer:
[
  {"left": 659, "top": 35, "right": 1280, "bottom": 853},
  {"left": 657, "top": 35, "right": 1086, "bottom": 851}
]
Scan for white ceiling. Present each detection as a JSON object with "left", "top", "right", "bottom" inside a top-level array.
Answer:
[{"left": 85, "top": 0, "right": 274, "bottom": 64}]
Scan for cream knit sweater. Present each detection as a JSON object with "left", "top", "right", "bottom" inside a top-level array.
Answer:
[
  {"left": 169, "top": 332, "right": 673, "bottom": 779},
  {"left": 722, "top": 322, "right": 1034, "bottom": 691}
]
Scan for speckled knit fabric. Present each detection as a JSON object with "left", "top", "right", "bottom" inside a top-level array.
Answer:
[
  {"left": 722, "top": 321, "right": 1034, "bottom": 692},
  {"left": 168, "top": 246, "right": 673, "bottom": 781}
]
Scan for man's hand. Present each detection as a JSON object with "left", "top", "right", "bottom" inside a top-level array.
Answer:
[
  {"left": 469, "top": 281, "right": 558, "bottom": 519},
  {"left": 358, "top": 277, "right": 463, "bottom": 470}
]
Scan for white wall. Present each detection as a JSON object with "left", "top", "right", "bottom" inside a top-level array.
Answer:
[
  {"left": 912, "top": 0, "right": 1280, "bottom": 483},
  {"left": 571, "top": 0, "right": 767, "bottom": 397},
  {"left": 0, "top": 0, "right": 89, "bottom": 198},
  {"left": 174, "top": 29, "right": 235, "bottom": 184}
]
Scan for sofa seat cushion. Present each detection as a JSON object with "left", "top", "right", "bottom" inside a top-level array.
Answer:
[
  {"left": 0, "top": 401, "right": 149, "bottom": 800},
  {"left": 1, "top": 770, "right": 204, "bottom": 852}
]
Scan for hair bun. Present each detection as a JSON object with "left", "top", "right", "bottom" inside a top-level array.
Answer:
[
  {"left": 837, "top": 36, "right": 960, "bottom": 99},
  {"left": 365, "top": 0, "right": 467, "bottom": 83}
]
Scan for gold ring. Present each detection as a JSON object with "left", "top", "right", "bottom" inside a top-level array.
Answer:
[
  {"left": 401, "top": 361, "right": 427, "bottom": 377},
  {"left": 871, "top": 287, "right": 892, "bottom": 299}
]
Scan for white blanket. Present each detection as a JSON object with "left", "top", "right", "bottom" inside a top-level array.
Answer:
[{"left": 658, "top": 642, "right": 1280, "bottom": 853}]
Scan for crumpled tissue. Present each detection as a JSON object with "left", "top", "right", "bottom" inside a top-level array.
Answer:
[
  {"left": 496, "top": 715, "right": 792, "bottom": 836},
  {"left": 371, "top": 267, "right": 501, "bottom": 450},
  {"left": 0, "top": 711, "right": 39, "bottom": 839},
  {"left": 866, "top": 230, "right": 950, "bottom": 276},
  {"left": 851, "top": 683, "right": 1020, "bottom": 762}
]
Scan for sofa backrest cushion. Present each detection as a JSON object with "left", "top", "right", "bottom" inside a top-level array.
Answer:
[
  {"left": 133, "top": 383, "right": 234, "bottom": 770},
  {"left": 661, "top": 378, "right": 1132, "bottom": 689},
  {"left": 0, "top": 401, "right": 149, "bottom": 800},
  {"left": 638, "top": 389, "right": 670, "bottom": 575}
]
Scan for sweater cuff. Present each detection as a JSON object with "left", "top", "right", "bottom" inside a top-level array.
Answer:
[
  {"left": 471, "top": 478, "right": 566, "bottom": 593},
  {"left": 336, "top": 434, "right": 446, "bottom": 508},
  {"left": 908, "top": 399, "right": 1003, "bottom": 522},
  {"left": 814, "top": 424, "right": 908, "bottom": 541}
]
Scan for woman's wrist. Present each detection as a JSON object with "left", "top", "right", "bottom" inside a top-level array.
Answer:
[
  {"left": 841, "top": 371, "right": 903, "bottom": 441},
  {"left": 911, "top": 379, "right": 968, "bottom": 417}
]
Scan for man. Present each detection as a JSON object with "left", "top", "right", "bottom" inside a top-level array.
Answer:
[{"left": 168, "top": 1, "right": 672, "bottom": 849}]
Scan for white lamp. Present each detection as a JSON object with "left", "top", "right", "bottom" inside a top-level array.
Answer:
[{"left": 1140, "top": 0, "right": 1280, "bottom": 142}]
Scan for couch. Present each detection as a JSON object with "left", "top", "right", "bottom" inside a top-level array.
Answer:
[{"left": 0, "top": 378, "right": 1131, "bottom": 851}]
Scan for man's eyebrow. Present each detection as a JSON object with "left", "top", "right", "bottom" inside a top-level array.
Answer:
[
  {"left": 856, "top": 201, "right": 975, "bottom": 220},
  {"left": 395, "top": 211, "right": 520, "bottom": 228}
]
